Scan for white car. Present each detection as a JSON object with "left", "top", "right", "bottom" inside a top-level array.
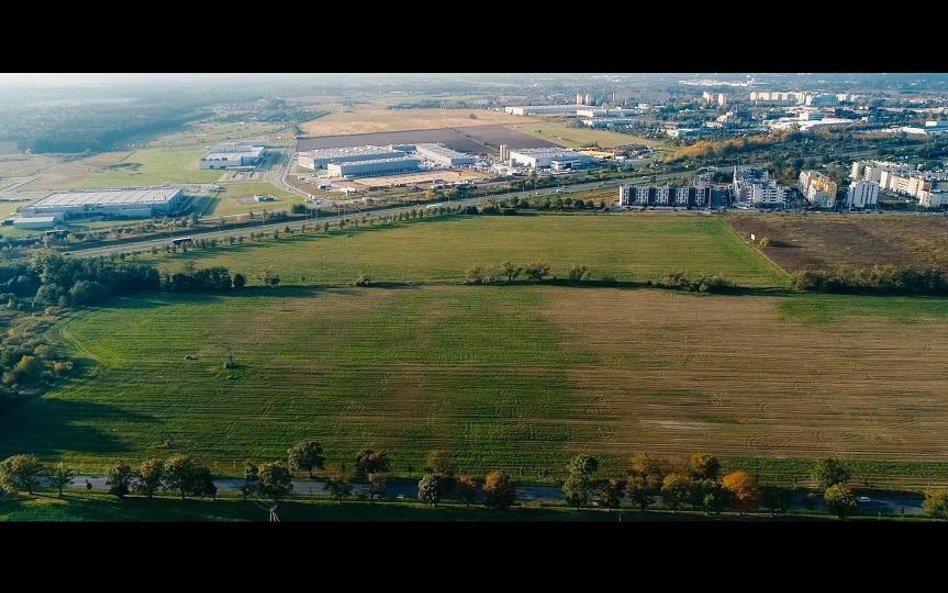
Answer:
[{"left": 856, "top": 496, "right": 871, "bottom": 503}]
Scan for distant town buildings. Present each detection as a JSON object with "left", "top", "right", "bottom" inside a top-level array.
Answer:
[
  {"left": 504, "top": 105, "right": 582, "bottom": 116},
  {"left": 851, "top": 159, "right": 948, "bottom": 208},
  {"left": 846, "top": 180, "right": 880, "bottom": 209},
  {"left": 199, "top": 142, "right": 266, "bottom": 170},
  {"left": 798, "top": 170, "right": 838, "bottom": 208},
  {"left": 732, "top": 166, "right": 787, "bottom": 206}
]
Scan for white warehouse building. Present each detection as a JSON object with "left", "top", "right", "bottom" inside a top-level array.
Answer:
[
  {"left": 414, "top": 143, "right": 476, "bottom": 167},
  {"left": 508, "top": 148, "right": 595, "bottom": 170},
  {"left": 19, "top": 187, "right": 186, "bottom": 221},
  {"left": 298, "top": 146, "right": 405, "bottom": 170},
  {"left": 199, "top": 142, "right": 266, "bottom": 170},
  {"left": 326, "top": 157, "right": 421, "bottom": 178}
]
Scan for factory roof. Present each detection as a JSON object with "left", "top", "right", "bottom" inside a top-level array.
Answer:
[
  {"left": 30, "top": 187, "right": 183, "bottom": 208},
  {"left": 329, "top": 156, "right": 421, "bottom": 167},
  {"left": 509, "top": 148, "right": 590, "bottom": 157},
  {"left": 304, "top": 145, "right": 398, "bottom": 158},
  {"left": 415, "top": 143, "right": 471, "bottom": 158}
]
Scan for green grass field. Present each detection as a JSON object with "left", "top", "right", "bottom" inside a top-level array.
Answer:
[
  {"left": 205, "top": 182, "right": 303, "bottom": 217},
  {"left": 71, "top": 147, "right": 221, "bottom": 188},
  {"left": 138, "top": 214, "right": 791, "bottom": 288}
]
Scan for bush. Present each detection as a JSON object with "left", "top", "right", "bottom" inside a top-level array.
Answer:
[
  {"left": 353, "top": 274, "right": 372, "bottom": 287},
  {"left": 657, "top": 272, "right": 735, "bottom": 293},
  {"left": 791, "top": 265, "right": 948, "bottom": 296}
]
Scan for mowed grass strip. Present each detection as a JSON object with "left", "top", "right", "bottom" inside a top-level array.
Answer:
[{"left": 139, "top": 214, "right": 790, "bottom": 288}]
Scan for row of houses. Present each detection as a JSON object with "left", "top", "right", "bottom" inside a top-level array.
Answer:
[{"left": 617, "top": 183, "right": 730, "bottom": 208}]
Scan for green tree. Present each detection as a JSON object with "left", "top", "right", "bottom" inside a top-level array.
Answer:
[
  {"left": 355, "top": 449, "right": 391, "bottom": 480},
  {"left": 49, "top": 462, "right": 75, "bottom": 498},
  {"left": 597, "top": 478, "right": 626, "bottom": 510},
  {"left": 0, "top": 455, "right": 46, "bottom": 495},
  {"left": 457, "top": 475, "right": 480, "bottom": 507},
  {"left": 353, "top": 274, "right": 372, "bottom": 287},
  {"left": 567, "top": 265, "right": 590, "bottom": 283},
  {"left": 135, "top": 458, "right": 164, "bottom": 498},
  {"left": 688, "top": 453, "right": 720, "bottom": 481},
  {"left": 923, "top": 490, "right": 948, "bottom": 519},
  {"left": 106, "top": 460, "right": 134, "bottom": 498},
  {"left": 232, "top": 273, "right": 247, "bottom": 289},
  {"left": 812, "top": 458, "right": 852, "bottom": 489},
  {"left": 287, "top": 440, "right": 325, "bottom": 478},
  {"left": 661, "top": 473, "right": 692, "bottom": 510},
  {"left": 241, "top": 461, "right": 260, "bottom": 499},
  {"left": 368, "top": 473, "right": 388, "bottom": 502},
  {"left": 418, "top": 473, "right": 443, "bottom": 506},
  {"left": 258, "top": 461, "right": 293, "bottom": 503},
  {"left": 484, "top": 470, "right": 515, "bottom": 510},
  {"left": 163, "top": 454, "right": 200, "bottom": 500},
  {"left": 564, "top": 454, "right": 599, "bottom": 509},
  {"left": 824, "top": 484, "right": 858, "bottom": 519},
  {"left": 761, "top": 485, "right": 792, "bottom": 516},
  {"left": 425, "top": 450, "right": 456, "bottom": 478},
  {"left": 324, "top": 463, "right": 352, "bottom": 501},
  {"left": 524, "top": 262, "right": 550, "bottom": 282},
  {"left": 499, "top": 261, "right": 522, "bottom": 283}
]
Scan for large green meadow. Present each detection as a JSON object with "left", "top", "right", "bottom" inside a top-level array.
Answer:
[{"left": 139, "top": 214, "right": 791, "bottom": 288}]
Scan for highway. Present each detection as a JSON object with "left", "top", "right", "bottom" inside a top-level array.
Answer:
[{"left": 62, "top": 173, "right": 681, "bottom": 259}]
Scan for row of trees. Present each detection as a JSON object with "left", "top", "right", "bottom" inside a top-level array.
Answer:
[
  {"left": 791, "top": 265, "right": 948, "bottom": 296},
  {"left": 464, "top": 262, "right": 595, "bottom": 285},
  {"left": 5, "top": 447, "right": 948, "bottom": 519}
]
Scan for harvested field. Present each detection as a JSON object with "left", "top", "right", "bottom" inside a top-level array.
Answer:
[
  {"left": 12, "top": 152, "right": 134, "bottom": 194},
  {"left": 297, "top": 125, "right": 555, "bottom": 154},
  {"left": 727, "top": 214, "right": 948, "bottom": 271},
  {"left": 299, "top": 107, "right": 526, "bottom": 136}
]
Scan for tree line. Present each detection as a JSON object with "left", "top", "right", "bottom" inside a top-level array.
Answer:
[
  {"left": 4, "top": 446, "right": 946, "bottom": 519},
  {"left": 791, "top": 265, "right": 948, "bottom": 296}
]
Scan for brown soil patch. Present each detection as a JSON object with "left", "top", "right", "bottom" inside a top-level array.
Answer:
[
  {"left": 300, "top": 108, "right": 529, "bottom": 136},
  {"left": 728, "top": 214, "right": 948, "bottom": 271}
]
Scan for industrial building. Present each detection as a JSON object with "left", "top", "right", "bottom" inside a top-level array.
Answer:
[
  {"left": 575, "top": 108, "right": 639, "bottom": 118},
  {"left": 846, "top": 180, "right": 880, "bottom": 209},
  {"left": 503, "top": 105, "right": 580, "bottom": 116},
  {"left": 507, "top": 148, "right": 595, "bottom": 170},
  {"left": 414, "top": 143, "right": 476, "bottom": 167},
  {"left": 326, "top": 157, "right": 421, "bottom": 178},
  {"left": 199, "top": 142, "right": 266, "bottom": 170},
  {"left": 733, "top": 166, "right": 788, "bottom": 206},
  {"left": 582, "top": 117, "right": 638, "bottom": 128},
  {"left": 19, "top": 187, "right": 186, "bottom": 221},
  {"left": 297, "top": 146, "right": 404, "bottom": 170},
  {"left": 799, "top": 170, "right": 838, "bottom": 208}
]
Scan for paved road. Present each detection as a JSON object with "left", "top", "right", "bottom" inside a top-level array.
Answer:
[
  {"left": 62, "top": 175, "right": 668, "bottom": 259},
  {"left": 63, "top": 475, "right": 922, "bottom": 514}
]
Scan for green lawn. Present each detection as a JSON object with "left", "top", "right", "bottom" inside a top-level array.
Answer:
[
  {"left": 71, "top": 147, "right": 221, "bottom": 188},
  {"left": 206, "top": 182, "right": 303, "bottom": 217},
  {"left": 139, "top": 214, "right": 791, "bottom": 288}
]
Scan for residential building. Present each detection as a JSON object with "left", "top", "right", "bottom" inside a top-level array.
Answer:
[
  {"left": 846, "top": 180, "right": 880, "bottom": 209},
  {"left": 799, "top": 170, "right": 838, "bottom": 208},
  {"left": 733, "top": 166, "right": 787, "bottom": 206}
]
